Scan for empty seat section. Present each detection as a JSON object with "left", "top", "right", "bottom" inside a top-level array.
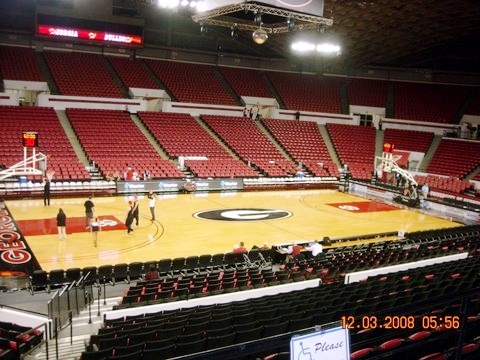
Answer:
[
  {"left": 0, "top": 45, "right": 43, "bottom": 81},
  {"left": 138, "top": 112, "right": 257, "bottom": 178},
  {"left": 347, "top": 78, "right": 388, "bottom": 108},
  {"left": 144, "top": 59, "right": 237, "bottom": 106},
  {"left": 262, "top": 118, "right": 339, "bottom": 177},
  {"left": 383, "top": 128, "right": 434, "bottom": 154},
  {"left": 266, "top": 72, "right": 342, "bottom": 113},
  {"left": 44, "top": 51, "right": 123, "bottom": 98},
  {"left": 426, "top": 138, "right": 480, "bottom": 179},
  {"left": 66, "top": 108, "right": 183, "bottom": 179},
  {"left": 393, "top": 82, "right": 468, "bottom": 123},
  {"left": 219, "top": 67, "right": 273, "bottom": 98},
  {"left": 326, "top": 123, "right": 376, "bottom": 180},
  {"left": 0, "top": 105, "right": 89, "bottom": 181},
  {"left": 107, "top": 56, "right": 159, "bottom": 90},
  {"left": 414, "top": 174, "right": 473, "bottom": 195},
  {"left": 201, "top": 115, "right": 297, "bottom": 176}
]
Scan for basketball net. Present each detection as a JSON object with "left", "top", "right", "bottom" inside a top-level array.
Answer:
[{"left": 46, "top": 169, "right": 55, "bottom": 181}]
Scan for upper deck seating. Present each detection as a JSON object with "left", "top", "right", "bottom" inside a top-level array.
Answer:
[
  {"left": 393, "top": 82, "right": 468, "bottom": 123},
  {"left": 0, "top": 45, "right": 43, "bottom": 81},
  {"left": 44, "top": 51, "right": 123, "bottom": 98},
  {"left": 266, "top": 72, "right": 342, "bottom": 113},
  {"left": 465, "top": 92, "right": 480, "bottom": 116},
  {"left": 144, "top": 59, "right": 237, "bottom": 106},
  {"left": 219, "top": 67, "right": 273, "bottom": 98},
  {"left": 347, "top": 78, "right": 388, "bottom": 108},
  {"left": 106, "top": 56, "right": 159, "bottom": 90}
]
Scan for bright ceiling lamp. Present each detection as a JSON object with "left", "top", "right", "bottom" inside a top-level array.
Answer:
[
  {"left": 316, "top": 42, "right": 341, "bottom": 55},
  {"left": 159, "top": 0, "right": 206, "bottom": 11},
  {"left": 291, "top": 41, "right": 316, "bottom": 52},
  {"left": 291, "top": 36, "right": 341, "bottom": 55},
  {"left": 158, "top": 0, "right": 179, "bottom": 8}
]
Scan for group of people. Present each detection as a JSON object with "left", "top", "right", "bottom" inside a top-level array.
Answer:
[
  {"left": 243, "top": 104, "right": 260, "bottom": 121},
  {"left": 54, "top": 195, "right": 101, "bottom": 246},
  {"left": 54, "top": 192, "right": 158, "bottom": 246},
  {"left": 125, "top": 191, "right": 158, "bottom": 234},
  {"left": 281, "top": 241, "right": 325, "bottom": 264},
  {"left": 123, "top": 167, "right": 152, "bottom": 182},
  {"left": 233, "top": 241, "right": 270, "bottom": 254}
]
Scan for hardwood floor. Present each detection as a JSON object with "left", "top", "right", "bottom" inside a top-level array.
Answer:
[{"left": 6, "top": 189, "right": 461, "bottom": 272}]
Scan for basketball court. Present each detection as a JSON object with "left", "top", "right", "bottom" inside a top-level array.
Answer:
[{"left": 4, "top": 189, "right": 461, "bottom": 272}]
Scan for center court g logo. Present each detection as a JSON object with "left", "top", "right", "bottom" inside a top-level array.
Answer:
[{"left": 194, "top": 208, "right": 292, "bottom": 222}]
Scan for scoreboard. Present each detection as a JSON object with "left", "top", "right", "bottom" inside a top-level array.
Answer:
[
  {"left": 36, "top": 14, "right": 144, "bottom": 46},
  {"left": 22, "top": 132, "right": 39, "bottom": 148}
]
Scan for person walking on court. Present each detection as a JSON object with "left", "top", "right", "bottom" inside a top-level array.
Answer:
[
  {"left": 132, "top": 195, "right": 139, "bottom": 227},
  {"left": 147, "top": 190, "right": 157, "bottom": 221},
  {"left": 84, "top": 196, "right": 95, "bottom": 229},
  {"left": 43, "top": 176, "right": 51, "bottom": 206},
  {"left": 125, "top": 201, "right": 134, "bottom": 235},
  {"left": 90, "top": 216, "right": 101, "bottom": 247},
  {"left": 56, "top": 208, "right": 67, "bottom": 240}
]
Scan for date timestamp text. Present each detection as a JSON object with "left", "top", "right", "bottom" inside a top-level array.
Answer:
[{"left": 341, "top": 315, "right": 460, "bottom": 330}]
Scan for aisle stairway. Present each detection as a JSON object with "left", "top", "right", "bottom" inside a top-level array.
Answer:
[{"left": 26, "top": 296, "right": 122, "bottom": 360}]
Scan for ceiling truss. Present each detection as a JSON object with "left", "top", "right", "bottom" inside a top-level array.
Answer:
[{"left": 192, "top": 3, "right": 333, "bottom": 34}]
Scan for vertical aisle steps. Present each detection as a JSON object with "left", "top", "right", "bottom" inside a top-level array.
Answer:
[{"left": 26, "top": 296, "right": 122, "bottom": 360}]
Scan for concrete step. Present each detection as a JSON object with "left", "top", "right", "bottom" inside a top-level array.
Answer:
[{"left": 26, "top": 297, "right": 122, "bottom": 360}]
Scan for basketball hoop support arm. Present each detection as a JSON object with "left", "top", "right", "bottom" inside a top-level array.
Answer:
[
  {"left": 374, "top": 153, "right": 418, "bottom": 199},
  {"left": 0, "top": 151, "right": 48, "bottom": 180}
]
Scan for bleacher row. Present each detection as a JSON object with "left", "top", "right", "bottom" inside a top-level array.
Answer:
[
  {"left": 2, "top": 45, "right": 480, "bottom": 118},
  {"left": 0, "top": 45, "right": 479, "bottom": 186},
  {"left": 1, "top": 104, "right": 478, "bottom": 198},
  {"left": 0, "top": 321, "right": 44, "bottom": 360},
  {"left": 75, "top": 224, "right": 480, "bottom": 359}
]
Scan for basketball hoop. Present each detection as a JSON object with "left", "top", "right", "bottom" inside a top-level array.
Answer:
[{"left": 46, "top": 169, "right": 55, "bottom": 181}]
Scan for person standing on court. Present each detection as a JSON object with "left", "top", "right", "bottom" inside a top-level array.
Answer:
[
  {"left": 43, "top": 176, "right": 51, "bottom": 206},
  {"left": 84, "top": 196, "right": 95, "bottom": 229},
  {"left": 56, "top": 208, "right": 67, "bottom": 240},
  {"left": 90, "top": 216, "right": 101, "bottom": 247},
  {"left": 147, "top": 190, "right": 157, "bottom": 221}
]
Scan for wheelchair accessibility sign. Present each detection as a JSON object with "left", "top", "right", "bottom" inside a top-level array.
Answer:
[{"left": 290, "top": 326, "right": 350, "bottom": 360}]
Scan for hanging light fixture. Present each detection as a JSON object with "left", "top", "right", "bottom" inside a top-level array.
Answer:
[
  {"left": 230, "top": 24, "right": 239, "bottom": 40},
  {"left": 287, "top": 16, "right": 295, "bottom": 32},
  {"left": 252, "top": 26, "right": 268, "bottom": 45},
  {"left": 254, "top": 11, "right": 263, "bottom": 26}
]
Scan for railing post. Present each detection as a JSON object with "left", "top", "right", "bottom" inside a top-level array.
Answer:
[{"left": 87, "top": 291, "right": 92, "bottom": 324}]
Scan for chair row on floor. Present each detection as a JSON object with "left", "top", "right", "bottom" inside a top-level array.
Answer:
[
  {"left": 27, "top": 250, "right": 275, "bottom": 295},
  {"left": 0, "top": 321, "right": 44, "bottom": 360},
  {"left": 93, "top": 252, "right": 480, "bottom": 359},
  {"left": 116, "top": 267, "right": 292, "bottom": 308},
  {"left": 29, "top": 223, "right": 480, "bottom": 297}
]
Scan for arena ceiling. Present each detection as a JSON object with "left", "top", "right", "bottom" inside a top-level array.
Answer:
[
  {"left": 1, "top": 0, "right": 480, "bottom": 74},
  {"left": 135, "top": 0, "right": 480, "bottom": 73}
]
